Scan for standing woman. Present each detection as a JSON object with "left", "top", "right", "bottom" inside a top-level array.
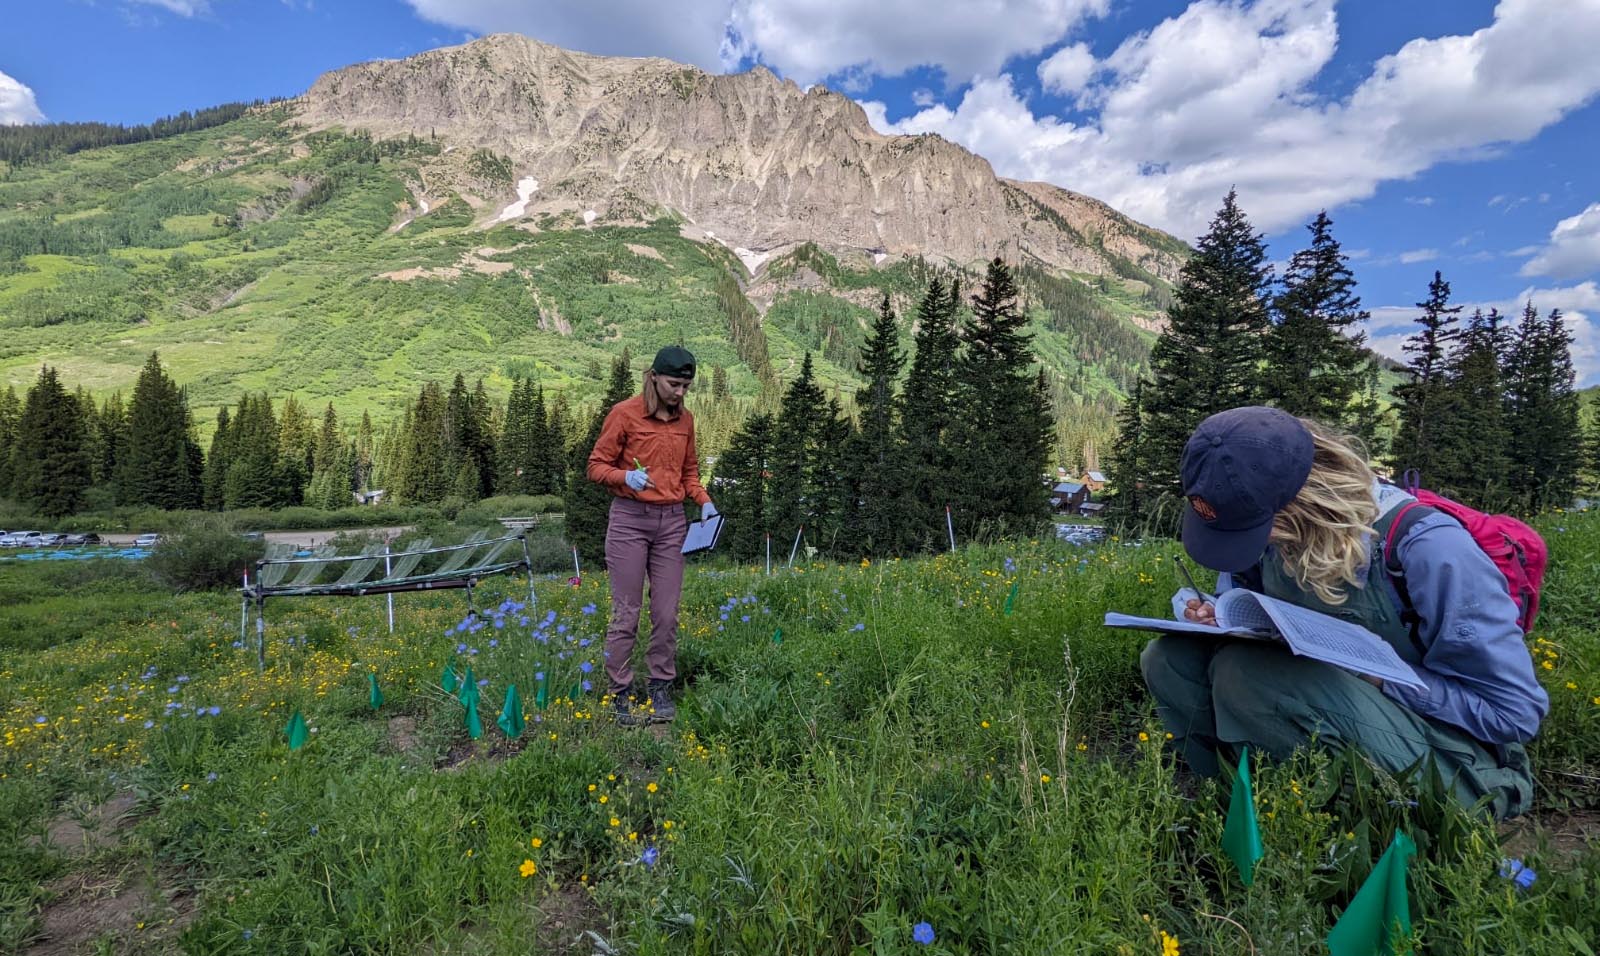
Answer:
[
  {"left": 1141, "top": 406, "right": 1548, "bottom": 819},
  {"left": 587, "top": 346, "right": 717, "bottom": 725}
]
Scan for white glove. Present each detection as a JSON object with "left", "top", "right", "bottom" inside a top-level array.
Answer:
[
  {"left": 1171, "top": 588, "right": 1203, "bottom": 621},
  {"left": 701, "top": 501, "right": 719, "bottom": 521},
  {"left": 625, "top": 468, "right": 650, "bottom": 491}
]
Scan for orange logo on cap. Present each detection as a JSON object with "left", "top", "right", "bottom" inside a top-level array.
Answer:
[{"left": 1189, "top": 496, "right": 1218, "bottom": 521}]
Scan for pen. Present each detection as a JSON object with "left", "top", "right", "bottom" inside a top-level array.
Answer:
[
  {"left": 1173, "top": 555, "right": 1214, "bottom": 601},
  {"left": 634, "top": 458, "right": 646, "bottom": 470}
]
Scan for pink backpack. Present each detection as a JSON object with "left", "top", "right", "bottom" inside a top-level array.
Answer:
[{"left": 1383, "top": 470, "right": 1548, "bottom": 635}]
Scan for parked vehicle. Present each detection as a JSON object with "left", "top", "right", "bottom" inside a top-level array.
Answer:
[
  {"left": 133, "top": 533, "right": 161, "bottom": 548},
  {"left": 14, "top": 532, "right": 44, "bottom": 548},
  {"left": 36, "top": 533, "right": 65, "bottom": 547},
  {"left": 61, "top": 533, "right": 102, "bottom": 546}
]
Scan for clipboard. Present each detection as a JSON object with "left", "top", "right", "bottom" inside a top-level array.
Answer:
[{"left": 682, "top": 513, "right": 725, "bottom": 555}]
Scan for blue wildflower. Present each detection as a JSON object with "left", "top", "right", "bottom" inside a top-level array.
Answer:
[
  {"left": 535, "top": 671, "right": 545, "bottom": 681},
  {"left": 143, "top": 720, "right": 154, "bottom": 729},
  {"left": 493, "top": 617, "right": 505, "bottom": 630},
  {"left": 489, "top": 639, "right": 499, "bottom": 649},
  {"left": 34, "top": 715, "right": 47, "bottom": 725},
  {"left": 206, "top": 772, "right": 218, "bottom": 782},
  {"left": 579, "top": 638, "right": 592, "bottom": 648},
  {"left": 741, "top": 615, "right": 751, "bottom": 622},
  {"left": 581, "top": 603, "right": 597, "bottom": 615},
  {"left": 912, "top": 922, "right": 935, "bottom": 945},
  {"left": 641, "top": 846, "right": 660, "bottom": 868},
  {"left": 477, "top": 678, "right": 489, "bottom": 687},
  {"left": 582, "top": 680, "right": 593, "bottom": 692},
  {"left": 580, "top": 661, "right": 594, "bottom": 674},
  {"left": 1500, "top": 858, "right": 1537, "bottom": 890},
  {"left": 456, "top": 642, "right": 468, "bottom": 653},
  {"left": 852, "top": 622, "right": 865, "bottom": 632}
]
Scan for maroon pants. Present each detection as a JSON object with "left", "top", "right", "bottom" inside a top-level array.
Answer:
[{"left": 604, "top": 498, "right": 688, "bottom": 694}]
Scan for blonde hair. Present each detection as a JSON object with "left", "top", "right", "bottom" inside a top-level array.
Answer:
[{"left": 1270, "top": 419, "right": 1378, "bottom": 605}]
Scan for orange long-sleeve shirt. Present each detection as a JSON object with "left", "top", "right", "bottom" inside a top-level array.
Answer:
[{"left": 586, "top": 395, "right": 711, "bottom": 506}]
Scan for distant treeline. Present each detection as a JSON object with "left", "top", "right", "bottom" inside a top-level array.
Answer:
[{"left": 0, "top": 101, "right": 272, "bottom": 168}]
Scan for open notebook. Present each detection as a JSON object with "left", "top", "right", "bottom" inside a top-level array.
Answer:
[
  {"left": 681, "top": 513, "right": 725, "bottom": 555},
  {"left": 1104, "top": 588, "right": 1426, "bottom": 692}
]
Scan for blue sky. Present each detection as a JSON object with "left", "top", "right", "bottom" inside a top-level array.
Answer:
[{"left": 3, "top": 0, "right": 1598, "bottom": 384}]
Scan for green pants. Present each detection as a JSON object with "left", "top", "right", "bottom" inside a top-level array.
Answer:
[{"left": 1140, "top": 636, "right": 1533, "bottom": 820}]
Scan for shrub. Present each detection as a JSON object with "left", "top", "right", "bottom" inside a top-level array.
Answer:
[{"left": 144, "top": 513, "right": 265, "bottom": 593}]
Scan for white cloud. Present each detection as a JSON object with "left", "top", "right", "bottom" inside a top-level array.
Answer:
[
  {"left": 1038, "top": 42, "right": 1096, "bottom": 97},
  {"left": 403, "top": 0, "right": 735, "bottom": 70},
  {"left": 0, "top": 71, "right": 45, "bottom": 125},
  {"left": 1405, "top": 196, "right": 1434, "bottom": 206},
  {"left": 861, "top": 0, "right": 1600, "bottom": 238},
  {"left": 1520, "top": 202, "right": 1600, "bottom": 280},
  {"left": 128, "top": 0, "right": 212, "bottom": 14},
  {"left": 1399, "top": 248, "right": 1438, "bottom": 264},
  {"left": 726, "top": 0, "right": 1110, "bottom": 87},
  {"left": 911, "top": 87, "right": 938, "bottom": 107},
  {"left": 1365, "top": 281, "right": 1600, "bottom": 386}
]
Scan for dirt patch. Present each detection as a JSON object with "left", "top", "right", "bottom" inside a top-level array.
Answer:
[
  {"left": 625, "top": 243, "right": 666, "bottom": 262},
  {"left": 535, "top": 882, "right": 612, "bottom": 954},
  {"left": 1499, "top": 807, "right": 1600, "bottom": 860},
  {"left": 386, "top": 716, "right": 421, "bottom": 755},
  {"left": 26, "top": 865, "right": 195, "bottom": 956},
  {"left": 436, "top": 732, "right": 530, "bottom": 772},
  {"left": 39, "top": 793, "right": 142, "bottom": 862},
  {"left": 378, "top": 266, "right": 462, "bottom": 282}
]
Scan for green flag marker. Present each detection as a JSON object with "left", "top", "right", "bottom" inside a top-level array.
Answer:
[
  {"left": 368, "top": 673, "right": 384, "bottom": 710},
  {"left": 440, "top": 663, "right": 459, "bottom": 694},
  {"left": 569, "top": 681, "right": 583, "bottom": 701},
  {"left": 284, "top": 710, "right": 309, "bottom": 751},
  {"left": 1003, "top": 581, "right": 1021, "bottom": 615},
  {"left": 458, "top": 665, "right": 479, "bottom": 707},
  {"left": 465, "top": 695, "right": 483, "bottom": 740},
  {"left": 535, "top": 677, "right": 549, "bottom": 711},
  {"left": 1327, "top": 831, "right": 1416, "bottom": 956},
  {"left": 1221, "top": 747, "right": 1264, "bottom": 886},
  {"left": 498, "top": 684, "right": 525, "bottom": 738},
  {"left": 772, "top": 628, "right": 783, "bottom": 645}
]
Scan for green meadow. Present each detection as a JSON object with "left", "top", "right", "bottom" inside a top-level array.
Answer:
[{"left": 3, "top": 512, "right": 1597, "bottom": 954}]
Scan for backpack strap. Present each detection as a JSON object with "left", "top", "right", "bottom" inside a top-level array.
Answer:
[{"left": 1382, "top": 500, "right": 1435, "bottom": 658}]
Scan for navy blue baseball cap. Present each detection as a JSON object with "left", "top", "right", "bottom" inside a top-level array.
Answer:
[{"left": 1180, "top": 406, "right": 1314, "bottom": 573}]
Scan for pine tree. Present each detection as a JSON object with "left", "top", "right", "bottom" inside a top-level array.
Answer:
[
  {"left": 224, "top": 394, "right": 283, "bottom": 509},
  {"left": 96, "top": 392, "right": 128, "bottom": 498},
  {"left": 12, "top": 366, "right": 91, "bottom": 517},
  {"left": 470, "top": 378, "right": 498, "bottom": 498},
  {"left": 1350, "top": 360, "right": 1389, "bottom": 461},
  {"left": 305, "top": 404, "right": 350, "bottom": 510},
  {"left": 1263, "top": 211, "right": 1368, "bottom": 424},
  {"left": 949, "top": 258, "right": 1052, "bottom": 539},
  {"left": 546, "top": 391, "right": 572, "bottom": 495},
  {"left": 841, "top": 293, "right": 906, "bottom": 554},
  {"left": 1390, "top": 271, "right": 1463, "bottom": 484},
  {"left": 119, "top": 352, "right": 202, "bottom": 510},
  {"left": 202, "top": 406, "right": 233, "bottom": 510},
  {"left": 1103, "top": 380, "right": 1147, "bottom": 531},
  {"left": 806, "top": 396, "right": 854, "bottom": 555},
  {"left": 76, "top": 387, "right": 106, "bottom": 490},
  {"left": 714, "top": 412, "right": 775, "bottom": 561},
  {"left": 568, "top": 355, "right": 636, "bottom": 568},
  {"left": 1132, "top": 190, "right": 1274, "bottom": 529},
  {"left": 768, "top": 353, "right": 828, "bottom": 553},
  {"left": 498, "top": 377, "right": 534, "bottom": 495},
  {"left": 1434, "top": 309, "right": 1511, "bottom": 508},
  {"left": 355, "top": 412, "right": 375, "bottom": 493},
  {"left": 396, "top": 382, "right": 450, "bottom": 503},
  {"left": 894, "top": 277, "right": 963, "bottom": 551},
  {"left": 277, "top": 395, "right": 313, "bottom": 506},
  {"left": 0, "top": 386, "right": 20, "bottom": 497},
  {"left": 1504, "top": 305, "right": 1583, "bottom": 511}
]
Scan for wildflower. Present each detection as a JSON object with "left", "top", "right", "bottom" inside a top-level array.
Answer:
[
  {"left": 520, "top": 859, "right": 538, "bottom": 878},
  {"left": 609, "top": 817, "right": 620, "bottom": 827},
  {"left": 1161, "top": 930, "right": 1181, "bottom": 955},
  {"left": 981, "top": 720, "right": 990, "bottom": 729},
  {"left": 642, "top": 846, "right": 660, "bottom": 868},
  {"left": 33, "top": 716, "right": 46, "bottom": 725},
  {"left": 531, "top": 837, "right": 543, "bottom": 848},
  {"left": 580, "top": 661, "right": 594, "bottom": 674},
  {"left": 581, "top": 603, "right": 597, "bottom": 615},
  {"left": 647, "top": 781, "right": 659, "bottom": 793},
  {"left": 662, "top": 820, "right": 674, "bottom": 830},
  {"left": 912, "top": 922, "right": 935, "bottom": 945},
  {"left": 599, "top": 795, "right": 609, "bottom": 804},
  {"left": 1139, "top": 732, "right": 1150, "bottom": 742},
  {"left": 489, "top": 639, "right": 499, "bottom": 648},
  {"left": 588, "top": 784, "right": 597, "bottom": 792},
  {"left": 1040, "top": 774, "right": 1051, "bottom": 784},
  {"left": 851, "top": 622, "right": 865, "bottom": 632},
  {"left": 1500, "top": 858, "right": 1537, "bottom": 890}
]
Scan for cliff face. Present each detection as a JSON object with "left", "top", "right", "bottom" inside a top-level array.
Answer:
[{"left": 294, "top": 34, "right": 1185, "bottom": 281}]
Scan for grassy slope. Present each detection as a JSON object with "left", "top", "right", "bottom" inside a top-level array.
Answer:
[
  {"left": 0, "top": 114, "right": 1163, "bottom": 446},
  {"left": 1, "top": 512, "right": 1596, "bottom": 953}
]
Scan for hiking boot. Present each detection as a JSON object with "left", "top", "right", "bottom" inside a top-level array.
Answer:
[
  {"left": 613, "top": 689, "right": 644, "bottom": 728},
  {"left": 647, "top": 679, "right": 676, "bottom": 723}
]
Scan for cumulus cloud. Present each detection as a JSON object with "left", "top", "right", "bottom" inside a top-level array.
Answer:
[
  {"left": 403, "top": 0, "right": 735, "bottom": 70},
  {"left": 0, "top": 70, "right": 45, "bottom": 126},
  {"left": 1398, "top": 248, "right": 1438, "bottom": 264},
  {"left": 725, "top": 0, "right": 1110, "bottom": 87},
  {"left": 861, "top": 0, "right": 1600, "bottom": 238},
  {"left": 1037, "top": 41, "right": 1097, "bottom": 97},
  {"left": 1365, "top": 281, "right": 1600, "bottom": 386},
  {"left": 1520, "top": 202, "right": 1600, "bottom": 280}
]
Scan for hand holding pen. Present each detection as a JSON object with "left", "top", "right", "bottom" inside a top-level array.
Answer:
[{"left": 1174, "top": 555, "right": 1217, "bottom": 625}]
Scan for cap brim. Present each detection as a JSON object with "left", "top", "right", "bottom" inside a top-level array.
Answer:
[{"left": 1181, "top": 505, "right": 1273, "bottom": 574}]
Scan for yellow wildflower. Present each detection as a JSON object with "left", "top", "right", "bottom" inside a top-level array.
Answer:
[
  {"left": 647, "top": 781, "right": 658, "bottom": 793},
  {"left": 530, "top": 837, "right": 543, "bottom": 849},
  {"left": 1161, "top": 930, "right": 1181, "bottom": 956},
  {"left": 519, "top": 859, "right": 537, "bottom": 878}
]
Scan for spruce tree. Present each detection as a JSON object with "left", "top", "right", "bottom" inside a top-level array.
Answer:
[
  {"left": 715, "top": 412, "right": 775, "bottom": 561},
  {"left": 950, "top": 258, "right": 1052, "bottom": 539},
  {"left": 1263, "top": 211, "right": 1368, "bottom": 424},
  {"left": 1434, "top": 309, "right": 1511, "bottom": 508},
  {"left": 568, "top": 356, "right": 636, "bottom": 568},
  {"left": 120, "top": 352, "right": 202, "bottom": 510},
  {"left": 894, "top": 277, "right": 963, "bottom": 551},
  {"left": 498, "top": 377, "right": 535, "bottom": 495},
  {"left": 806, "top": 396, "right": 854, "bottom": 555},
  {"left": 0, "top": 386, "right": 20, "bottom": 497},
  {"left": 355, "top": 412, "right": 375, "bottom": 493},
  {"left": 1504, "top": 305, "right": 1583, "bottom": 511},
  {"left": 224, "top": 394, "right": 283, "bottom": 509},
  {"left": 842, "top": 293, "right": 906, "bottom": 554},
  {"left": 97, "top": 392, "right": 128, "bottom": 498},
  {"left": 76, "top": 388, "right": 106, "bottom": 490},
  {"left": 397, "top": 382, "right": 451, "bottom": 503},
  {"left": 1389, "top": 271, "right": 1463, "bottom": 484},
  {"left": 1350, "top": 360, "right": 1389, "bottom": 461},
  {"left": 202, "top": 407, "right": 233, "bottom": 510},
  {"left": 306, "top": 404, "right": 349, "bottom": 510},
  {"left": 1103, "top": 380, "right": 1146, "bottom": 532},
  {"left": 1132, "top": 190, "right": 1274, "bottom": 529},
  {"left": 547, "top": 391, "right": 572, "bottom": 495},
  {"left": 768, "top": 353, "right": 828, "bottom": 554},
  {"left": 12, "top": 366, "right": 91, "bottom": 517},
  {"left": 276, "top": 395, "right": 313, "bottom": 506}
]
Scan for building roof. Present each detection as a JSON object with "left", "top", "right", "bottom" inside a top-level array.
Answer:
[
  {"left": 1085, "top": 471, "right": 1107, "bottom": 482},
  {"left": 1078, "top": 501, "right": 1107, "bottom": 513},
  {"left": 1053, "top": 482, "right": 1085, "bottom": 494}
]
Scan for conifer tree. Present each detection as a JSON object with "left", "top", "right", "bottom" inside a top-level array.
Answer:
[
  {"left": 202, "top": 406, "right": 233, "bottom": 510},
  {"left": 1125, "top": 190, "right": 1274, "bottom": 529},
  {"left": 276, "top": 395, "right": 313, "bottom": 505},
  {"left": 715, "top": 412, "right": 775, "bottom": 561},
  {"left": 471, "top": 378, "right": 498, "bottom": 498},
  {"left": 568, "top": 355, "right": 635, "bottom": 567},
  {"left": 224, "top": 394, "right": 283, "bottom": 508},
  {"left": 841, "top": 293, "right": 906, "bottom": 554},
  {"left": 1350, "top": 360, "right": 1389, "bottom": 460},
  {"left": 76, "top": 388, "right": 106, "bottom": 490},
  {"left": 1263, "top": 211, "right": 1368, "bottom": 424},
  {"left": 0, "top": 385, "right": 20, "bottom": 496},
  {"left": 1504, "top": 305, "right": 1583, "bottom": 511},
  {"left": 1103, "top": 380, "right": 1146, "bottom": 531},
  {"left": 96, "top": 392, "right": 128, "bottom": 497},
  {"left": 498, "top": 377, "right": 535, "bottom": 495},
  {"left": 529, "top": 385, "right": 555, "bottom": 494},
  {"left": 768, "top": 353, "right": 829, "bottom": 553},
  {"left": 355, "top": 411, "right": 375, "bottom": 493},
  {"left": 894, "top": 277, "right": 963, "bottom": 551},
  {"left": 1435, "top": 309, "right": 1511, "bottom": 508},
  {"left": 1390, "top": 271, "right": 1463, "bottom": 483},
  {"left": 806, "top": 396, "right": 854, "bottom": 555},
  {"left": 950, "top": 258, "right": 1052, "bottom": 538},
  {"left": 305, "top": 404, "right": 350, "bottom": 510},
  {"left": 547, "top": 391, "right": 572, "bottom": 494},
  {"left": 119, "top": 352, "right": 202, "bottom": 510},
  {"left": 12, "top": 366, "right": 91, "bottom": 517}
]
